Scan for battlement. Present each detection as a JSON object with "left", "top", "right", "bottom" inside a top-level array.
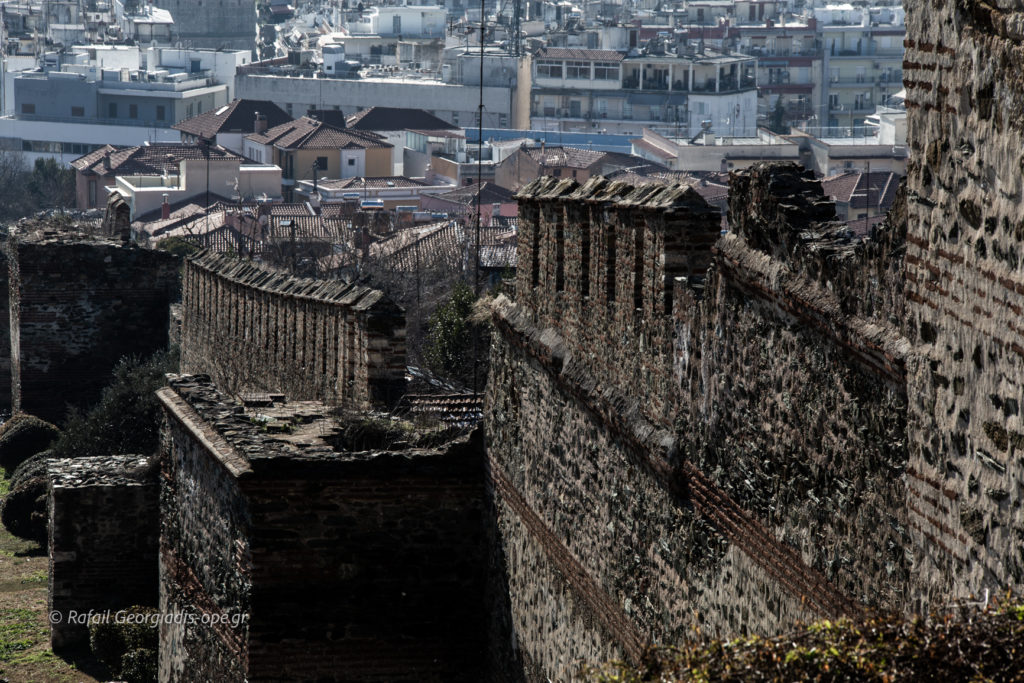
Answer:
[{"left": 180, "top": 251, "right": 406, "bottom": 408}]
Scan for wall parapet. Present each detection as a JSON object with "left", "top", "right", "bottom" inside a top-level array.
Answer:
[{"left": 180, "top": 251, "right": 406, "bottom": 408}]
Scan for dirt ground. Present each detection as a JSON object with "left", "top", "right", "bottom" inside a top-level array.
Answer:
[{"left": 0, "top": 478, "right": 106, "bottom": 683}]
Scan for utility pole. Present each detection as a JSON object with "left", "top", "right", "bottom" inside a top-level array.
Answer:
[{"left": 472, "top": 0, "right": 485, "bottom": 395}]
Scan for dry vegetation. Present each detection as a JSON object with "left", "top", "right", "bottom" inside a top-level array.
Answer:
[{"left": 590, "top": 600, "right": 1024, "bottom": 682}]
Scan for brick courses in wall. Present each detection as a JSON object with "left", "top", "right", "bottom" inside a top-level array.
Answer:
[
  {"left": 157, "top": 375, "right": 486, "bottom": 682},
  {"left": 902, "top": 0, "right": 1024, "bottom": 605},
  {"left": 2, "top": 232, "right": 179, "bottom": 422},
  {"left": 47, "top": 456, "right": 160, "bottom": 651},
  {"left": 486, "top": 165, "right": 915, "bottom": 677},
  {"left": 180, "top": 251, "right": 406, "bottom": 410}
]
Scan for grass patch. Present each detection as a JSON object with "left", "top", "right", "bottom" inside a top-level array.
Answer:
[
  {"left": 0, "top": 607, "right": 43, "bottom": 661},
  {"left": 21, "top": 570, "right": 46, "bottom": 586}
]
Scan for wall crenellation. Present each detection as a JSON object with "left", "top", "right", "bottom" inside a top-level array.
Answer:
[
  {"left": 180, "top": 251, "right": 406, "bottom": 409},
  {"left": 488, "top": 163, "right": 921, "bottom": 677}
]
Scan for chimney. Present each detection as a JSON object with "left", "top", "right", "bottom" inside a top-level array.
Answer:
[
  {"left": 161, "top": 193, "right": 170, "bottom": 219},
  {"left": 254, "top": 111, "right": 268, "bottom": 134}
]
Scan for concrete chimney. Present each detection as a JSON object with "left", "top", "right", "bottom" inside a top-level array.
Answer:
[
  {"left": 161, "top": 193, "right": 170, "bottom": 219},
  {"left": 254, "top": 112, "right": 268, "bottom": 134}
]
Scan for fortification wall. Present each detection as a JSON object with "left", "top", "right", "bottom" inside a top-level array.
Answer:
[
  {"left": 903, "top": 0, "right": 1024, "bottom": 604},
  {"left": 3, "top": 234, "right": 179, "bottom": 422},
  {"left": 157, "top": 376, "right": 486, "bottom": 682},
  {"left": 47, "top": 456, "right": 159, "bottom": 651},
  {"left": 486, "top": 167, "right": 913, "bottom": 677},
  {"left": 180, "top": 252, "right": 406, "bottom": 409}
]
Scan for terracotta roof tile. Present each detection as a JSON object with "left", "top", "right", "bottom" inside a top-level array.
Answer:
[
  {"left": 71, "top": 143, "right": 241, "bottom": 176},
  {"left": 247, "top": 116, "right": 391, "bottom": 150},
  {"left": 173, "top": 99, "right": 291, "bottom": 139}
]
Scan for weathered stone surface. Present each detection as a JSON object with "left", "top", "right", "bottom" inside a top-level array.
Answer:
[
  {"left": 903, "top": 0, "right": 1024, "bottom": 604},
  {"left": 487, "top": 166, "right": 912, "bottom": 678},
  {"left": 180, "top": 251, "right": 406, "bottom": 409},
  {"left": 157, "top": 375, "right": 486, "bottom": 682},
  {"left": 46, "top": 455, "right": 159, "bottom": 651},
  {"left": 2, "top": 232, "right": 180, "bottom": 423}
]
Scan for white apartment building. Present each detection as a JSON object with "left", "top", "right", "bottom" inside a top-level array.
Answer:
[{"left": 530, "top": 45, "right": 758, "bottom": 137}]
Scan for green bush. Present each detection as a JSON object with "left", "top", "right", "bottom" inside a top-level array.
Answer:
[
  {"left": 120, "top": 647, "right": 158, "bottom": 683},
  {"left": 9, "top": 450, "right": 52, "bottom": 492},
  {"left": 89, "top": 606, "right": 157, "bottom": 683},
  {"left": 423, "top": 281, "right": 488, "bottom": 390},
  {"left": 155, "top": 236, "right": 199, "bottom": 258},
  {"left": 0, "top": 476, "right": 48, "bottom": 544},
  {"left": 0, "top": 414, "right": 59, "bottom": 473},
  {"left": 50, "top": 349, "right": 178, "bottom": 460}
]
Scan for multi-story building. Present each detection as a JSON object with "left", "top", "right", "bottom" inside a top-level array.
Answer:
[
  {"left": 818, "top": 5, "right": 905, "bottom": 132},
  {"left": 243, "top": 115, "right": 394, "bottom": 200},
  {"left": 158, "top": 0, "right": 256, "bottom": 52},
  {"left": 731, "top": 18, "right": 823, "bottom": 127},
  {"left": 0, "top": 45, "right": 250, "bottom": 166},
  {"left": 529, "top": 45, "right": 757, "bottom": 137},
  {"left": 236, "top": 62, "right": 524, "bottom": 130}
]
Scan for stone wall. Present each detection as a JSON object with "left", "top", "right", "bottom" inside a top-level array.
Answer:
[
  {"left": 157, "top": 375, "right": 486, "bottom": 682},
  {"left": 903, "top": 0, "right": 1024, "bottom": 605},
  {"left": 180, "top": 251, "right": 406, "bottom": 409},
  {"left": 47, "top": 456, "right": 160, "bottom": 650},
  {"left": 3, "top": 232, "right": 179, "bottom": 422},
  {"left": 486, "top": 167, "right": 915, "bottom": 677}
]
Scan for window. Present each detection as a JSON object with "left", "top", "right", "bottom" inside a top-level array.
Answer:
[
  {"left": 317, "top": 156, "right": 329, "bottom": 170},
  {"left": 21, "top": 103, "right": 35, "bottom": 114},
  {"left": 129, "top": 104, "right": 138, "bottom": 119},
  {"left": 187, "top": 104, "right": 194, "bottom": 117},
  {"left": 594, "top": 61, "right": 619, "bottom": 80},
  {"left": 88, "top": 180, "right": 97, "bottom": 208},
  {"left": 347, "top": 158, "right": 356, "bottom": 167},
  {"left": 71, "top": 106, "right": 84, "bottom": 117},
  {"left": 156, "top": 105, "right": 166, "bottom": 120},
  {"left": 829, "top": 93, "right": 840, "bottom": 109},
  {"left": 566, "top": 60, "right": 590, "bottom": 79},
  {"left": 109, "top": 102, "right": 118, "bottom": 118},
  {"left": 536, "top": 60, "right": 563, "bottom": 78}
]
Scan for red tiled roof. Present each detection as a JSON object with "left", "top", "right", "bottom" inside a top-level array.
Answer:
[
  {"left": 247, "top": 116, "right": 391, "bottom": 150},
  {"left": 822, "top": 171, "right": 900, "bottom": 210},
  {"left": 71, "top": 143, "right": 242, "bottom": 176},
  {"left": 173, "top": 99, "right": 291, "bottom": 139},
  {"left": 432, "top": 182, "right": 515, "bottom": 206}
]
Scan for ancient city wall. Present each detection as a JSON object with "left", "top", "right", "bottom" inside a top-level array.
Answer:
[
  {"left": 3, "top": 233, "right": 179, "bottom": 422},
  {"left": 486, "top": 166, "right": 915, "bottom": 678},
  {"left": 157, "top": 376, "right": 486, "bottom": 682},
  {"left": 903, "top": 0, "right": 1024, "bottom": 605},
  {"left": 47, "top": 456, "right": 160, "bottom": 651},
  {"left": 180, "top": 251, "right": 406, "bottom": 409}
]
